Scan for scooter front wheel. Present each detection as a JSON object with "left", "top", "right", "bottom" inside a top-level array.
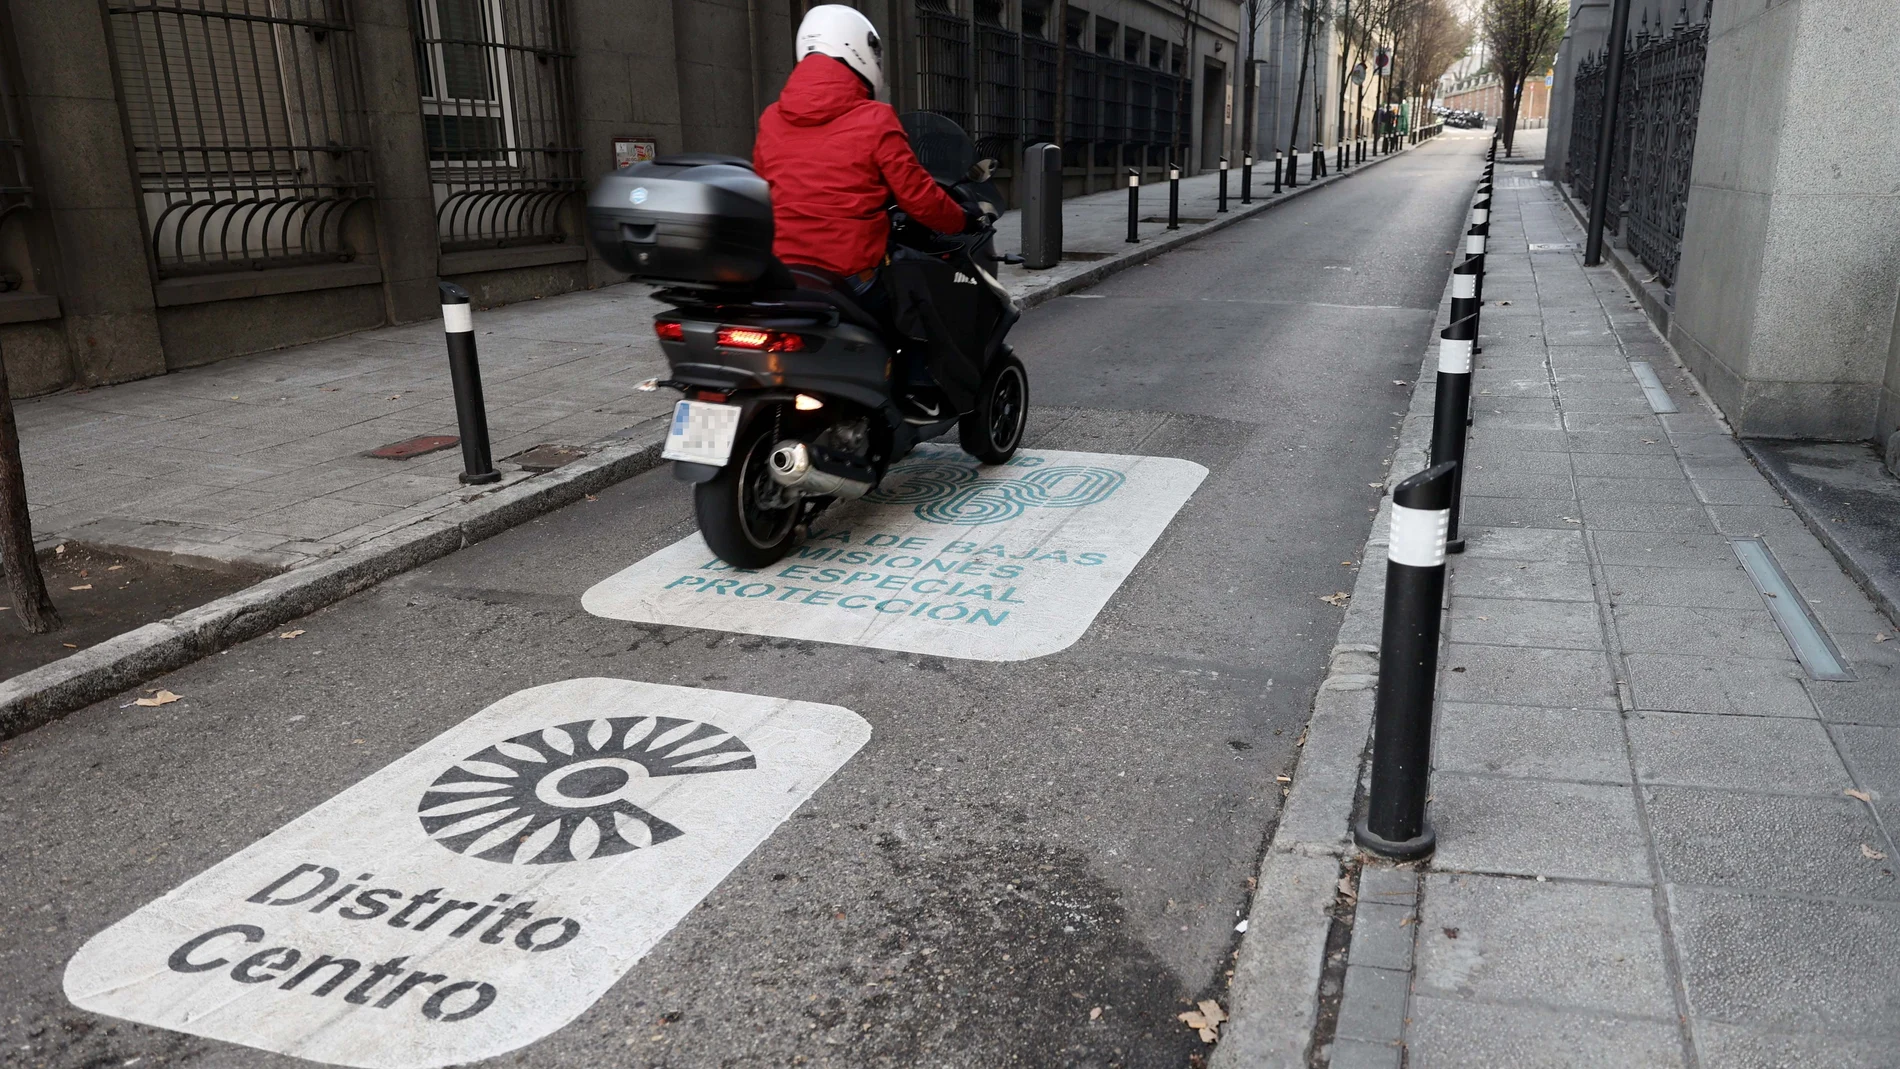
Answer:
[
  {"left": 959, "top": 354, "right": 1028, "bottom": 464},
  {"left": 695, "top": 418, "right": 799, "bottom": 569}
]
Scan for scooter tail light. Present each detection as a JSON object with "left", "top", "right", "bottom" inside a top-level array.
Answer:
[
  {"left": 716, "top": 326, "right": 807, "bottom": 352},
  {"left": 654, "top": 320, "right": 684, "bottom": 341}
]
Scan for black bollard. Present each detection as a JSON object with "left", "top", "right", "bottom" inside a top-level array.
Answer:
[
  {"left": 1313, "top": 142, "right": 1326, "bottom": 179},
  {"left": 1218, "top": 156, "right": 1229, "bottom": 212},
  {"left": 1465, "top": 225, "right": 1487, "bottom": 306},
  {"left": 1241, "top": 153, "right": 1253, "bottom": 204},
  {"left": 1167, "top": 162, "right": 1181, "bottom": 230},
  {"left": 1337, "top": 141, "right": 1346, "bottom": 171},
  {"left": 1429, "top": 315, "right": 1476, "bottom": 554},
  {"left": 1125, "top": 168, "right": 1140, "bottom": 243},
  {"left": 1274, "top": 151, "right": 1285, "bottom": 193},
  {"left": 1453, "top": 253, "right": 1483, "bottom": 381},
  {"left": 1354, "top": 461, "right": 1456, "bottom": 861},
  {"left": 439, "top": 282, "right": 501, "bottom": 486}
]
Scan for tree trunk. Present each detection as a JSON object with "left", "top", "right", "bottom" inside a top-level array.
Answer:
[
  {"left": 1287, "top": 0, "right": 1313, "bottom": 173},
  {"left": 0, "top": 349, "right": 58, "bottom": 633},
  {"left": 1500, "top": 70, "right": 1523, "bottom": 155}
]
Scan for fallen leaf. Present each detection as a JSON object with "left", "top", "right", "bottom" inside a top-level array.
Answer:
[
  {"left": 1319, "top": 591, "right": 1351, "bottom": 606},
  {"left": 1499, "top": 300, "right": 1512, "bottom": 306},
  {"left": 135, "top": 690, "right": 182, "bottom": 707},
  {"left": 1863, "top": 844, "right": 1888, "bottom": 861},
  {"left": 1443, "top": 927, "right": 1460, "bottom": 939},
  {"left": 1640, "top": 438, "right": 1658, "bottom": 444},
  {"left": 1392, "top": 380, "right": 1408, "bottom": 387},
  {"left": 1089, "top": 1006, "right": 1102, "bottom": 1020},
  {"left": 1845, "top": 789, "right": 1872, "bottom": 802},
  {"left": 68, "top": 583, "right": 92, "bottom": 591},
  {"left": 1399, "top": 914, "right": 1417, "bottom": 926},
  {"left": 585, "top": 494, "right": 599, "bottom": 502},
  {"left": 62, "top": 642, "right": 77, "bottom": 648},
  {"left": 54, "top": 544, "right": 66, "bottom": 555},
  {"left": 1451, "top": 666, "right": 1467, "bottom": 673},
  {"left": 1177, "top": 999, "right": 1227, "bottom": 1043},
  {"left": 1876, "top": 633, "right": 1891, "bottom": 643},
  {"left": 279, "top": 629, "right": 306, "bottom": 640},
  {"left": 1337, "top": 877, "right": 1357, "bottom": 901}
]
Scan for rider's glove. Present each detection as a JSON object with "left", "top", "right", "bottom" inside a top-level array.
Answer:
[{"left": 961, "top": 203, "right": 986, "bottom": 234}]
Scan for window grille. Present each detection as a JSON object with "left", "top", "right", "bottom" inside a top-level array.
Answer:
[
  {"left": 108, "top": 0, "right": 374, "bottom": 277},
  {"left": 915, "top": 0, "right": 971, "bottom": 133},
  {"left": 0, "top": 19, "right": 30, "bottom": 230},
  {"left": 412, "top": 0, "right": 580, "bottom": 252}
]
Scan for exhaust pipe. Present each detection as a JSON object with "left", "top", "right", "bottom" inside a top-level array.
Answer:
[{"left": 768, "top": 441, "right": 872, "bottom": 499}]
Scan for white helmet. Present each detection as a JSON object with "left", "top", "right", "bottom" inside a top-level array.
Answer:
[{"left": 795, "top": 5, "right": 884, "bottom": 90}]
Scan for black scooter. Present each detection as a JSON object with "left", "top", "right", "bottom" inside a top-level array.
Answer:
[{"left": 586, "top": 114, "right": 1027, "bottom": 569}]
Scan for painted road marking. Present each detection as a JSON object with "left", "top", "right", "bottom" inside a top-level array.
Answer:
[
  {"left": 583, "top": 445, "right": 1208, "bottom": 661},
  {"left": 65, "top": 680, "right": 869, "bottom": 1068}
]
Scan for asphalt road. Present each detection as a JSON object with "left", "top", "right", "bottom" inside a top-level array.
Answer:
[{"left": 0, "top": 134, "right": 1484, "bottom": 1069}]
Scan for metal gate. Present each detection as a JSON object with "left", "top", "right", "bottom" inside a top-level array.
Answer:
[{"left": 1565, "top": 3, "right": 1710, "bottom": 286}]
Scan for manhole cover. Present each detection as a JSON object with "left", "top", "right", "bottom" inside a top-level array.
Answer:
[
  {"left": 1528, "top": 242, "right": 1579, "bottom": 252},
  {"left": 509, "top": 443, "right": 590, "bottom": 472},
  {"left": 369, "top": 434, "right": 459, "bottom": 459}
]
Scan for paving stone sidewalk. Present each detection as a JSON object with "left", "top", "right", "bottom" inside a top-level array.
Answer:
[
  {"left": 14, "top": 164, "right": 1346, "bottom": 575},
  {"left": 1320, "top": 157, "right": 1900, "bottom": 1067}
]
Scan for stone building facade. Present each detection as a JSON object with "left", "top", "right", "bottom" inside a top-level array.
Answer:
[
  {"left": 0, "top": 0, "right": 1245, "bottom": 397},
  {"left": 1548, "top": 0, "right": 1900, "bottom": 455}
]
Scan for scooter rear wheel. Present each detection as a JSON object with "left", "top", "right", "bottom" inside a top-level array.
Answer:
[
  {"left": 958, "top": 354, "right": 1028, "bottom": 464},
  {"left": 695, "top": 418, "right": 799, "bottom": 569}
]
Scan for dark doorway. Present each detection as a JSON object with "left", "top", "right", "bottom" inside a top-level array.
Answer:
[{"left": 1200, "top": 61, "right": 1225, "bottom": 170}]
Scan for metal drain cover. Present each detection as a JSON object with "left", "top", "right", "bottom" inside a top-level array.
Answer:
[{"left": 369, "top": 434, "right": 458, "bottom": 459}]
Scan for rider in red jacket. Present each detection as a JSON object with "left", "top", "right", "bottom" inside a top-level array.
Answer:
[{"left": 753, "top": 6, "right": 971, "bottom": 291}]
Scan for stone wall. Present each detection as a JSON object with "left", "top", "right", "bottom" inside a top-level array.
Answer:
[{"left": 1671, "top": 0, "right": 1900, "bottom": 440}]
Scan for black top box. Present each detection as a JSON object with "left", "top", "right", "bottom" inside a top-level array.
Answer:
[{"left": 586, "top": 155, "right": 774, "bottom": 286}]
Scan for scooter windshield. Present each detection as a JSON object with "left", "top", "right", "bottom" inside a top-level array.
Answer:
[{"left": 899, "top": 111, "right": 977, "bottom": 185}]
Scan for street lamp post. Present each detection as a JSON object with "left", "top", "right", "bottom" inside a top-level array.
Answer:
[{"left": 1583, "top": 0, "right": 1634, "bottom": 266}]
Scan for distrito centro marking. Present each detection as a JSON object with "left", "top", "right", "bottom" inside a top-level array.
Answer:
[
  {"left": 64, "top": 679, "right": 869, "bottom": 1069},
  {"left": 581, "top": 445, "right": 1209, "bottom": 660}
]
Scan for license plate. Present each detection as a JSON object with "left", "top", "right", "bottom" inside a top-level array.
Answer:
[{"left": 662, "top": 400, "right": 742, "bottom": 465}]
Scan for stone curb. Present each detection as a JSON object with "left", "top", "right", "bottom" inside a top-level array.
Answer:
[
  {"left": 1211, "top": 165, "right": 1468, "bottom": 1068},
  {"left": 0, "top": 435, "right": 663, "bottom": 740},
  {"left": 0, "top": 140, "right": 1433, "bottom": 742},
  {"left": 1010, "top": 143, "right": 1424, "bottom": 314}
]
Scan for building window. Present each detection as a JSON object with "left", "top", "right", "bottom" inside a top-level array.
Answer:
[
  {"left": 411, "top": 0, "right": 581, "bottom": 251},
  {"left": 108, "top": 0, "right": 375, "bottom": 277}
]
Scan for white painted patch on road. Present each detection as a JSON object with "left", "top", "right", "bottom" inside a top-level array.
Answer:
[
  {"left": 65, "top": 679, "right": 869, "bottom": 1068},
  {"left": 583, "top": 445, "right": 1208, "bottom": 661}
]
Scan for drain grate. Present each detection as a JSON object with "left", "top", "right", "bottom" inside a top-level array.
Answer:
[
  {"left": 1730, "top": 538, "right": 1854, "bottom": 681},
  {"left": 1628, "top": 361, "right": 1679, "bottom": 413}
]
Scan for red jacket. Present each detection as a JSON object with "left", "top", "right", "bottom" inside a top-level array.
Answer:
[{"left": 754, "top": 56, "right": 968, "bottom": 277}]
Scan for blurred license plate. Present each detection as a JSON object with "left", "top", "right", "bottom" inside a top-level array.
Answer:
[{"left": 662, "top": 400, "right": 742, "bottom": 465}]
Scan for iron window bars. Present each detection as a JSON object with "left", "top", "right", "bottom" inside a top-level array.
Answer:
[
  {"left": 0, "top": 13, "right": 32, "bottom": 292},
  {"left": 108, "top": 0, "right": 374, "bottom": 277},
  {"left": 916, "top": 0, "right": 1185, "bottom": 178},
  {"left": 412, "top": 0, "right": 581, "bottom": 252}
]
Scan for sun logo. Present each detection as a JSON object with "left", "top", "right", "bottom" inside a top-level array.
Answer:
[{"left": 418, "top": 716, "right": 756, "bottom": 865}]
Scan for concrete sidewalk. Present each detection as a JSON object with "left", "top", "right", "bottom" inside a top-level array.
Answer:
[
  {"left": 17, "top": 159, "right": 1367, "bottom": 575},
  {"left": 1219, "top": 151, "right": 1900, "bottom": 1067}
]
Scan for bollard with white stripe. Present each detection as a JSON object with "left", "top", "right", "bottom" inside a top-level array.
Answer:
[
  {"left": 439, "top": 281, "right": 501, "bottom": 486},
  {"left": 1451, "top": 256, "right": 1482, "bottom": 354},
  {"left": 1464, "top": 225, "right": 1488, "bottom": 306},
  {"left": 1125, "top": 168, "right": 1140, "bottom": 243},
  {"left": 1354, "top": 460, "right": 1457, "bottom": 861},
  {"left": 1430, "top": 314, "right": 1476, "bottom": 554},
  {"left": 1274, "top": 150, "right": 1285, "bottom": 193},
  {"left": 1218, "top": 156, "right": 1230, "bottom": 213},
  {"left": 1168, "top": 162, "right": 1182, "bottom": 230},
  {"left": 1241, "top": 153, "right": 1253, "bottom": 205}
]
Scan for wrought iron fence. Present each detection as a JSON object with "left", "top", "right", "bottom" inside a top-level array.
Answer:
[
  {"left": 108, "top": 0, "right": 375, "bottom": 277},
  {"left": 1565, "top": 3, "right": 1711, "bottom": 286},
  {"left": 1621, "top": 15, "right": 1707, "bottom": 287},
  {"left": 0, "top": 13, "right": 33, "bottom": 290},
  {"left": 412, "top": 0, "right": 581, "bottom": 252},
  {"left": 914, "top": 1, "right": 1187, "bottom": 179}
]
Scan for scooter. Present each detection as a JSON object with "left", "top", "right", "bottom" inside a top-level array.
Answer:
[{"left": 586, "top": 114, "right": 1028, "bottom": 569}]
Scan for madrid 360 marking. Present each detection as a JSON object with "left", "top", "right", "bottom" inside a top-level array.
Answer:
[
  {"left": 582, "top": 445, "right": 1208, "bottom": 661},
  {"left": 64, "top": 679, "right": 868, "bottom": 1069}
]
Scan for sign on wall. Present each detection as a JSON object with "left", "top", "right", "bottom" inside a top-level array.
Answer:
[
  {"left": 65, "top": 680, "right": 870, "bottom": 1068},
  {"left": 582, "top": 446, "right": 1208, "bottom": 661},
  {"left": 614, "top": 137, "right": 657, "bottom": 169}
]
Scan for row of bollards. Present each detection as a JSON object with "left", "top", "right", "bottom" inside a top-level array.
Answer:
[{"left": 1354, "top": 139, "right": 1497, "bottom": 860}]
